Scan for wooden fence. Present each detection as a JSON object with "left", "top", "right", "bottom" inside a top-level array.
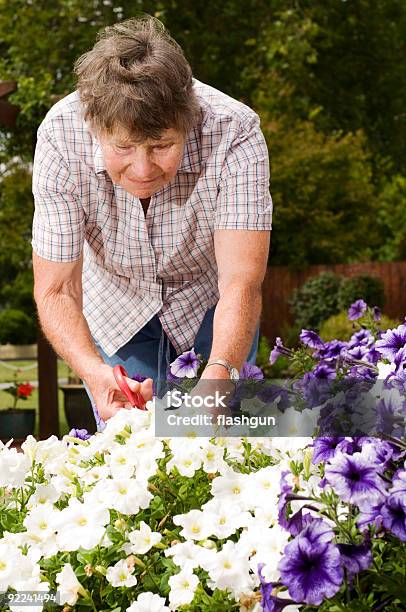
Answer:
[{"left": 260, "top": 261, "right": 406, "bottom": 343}]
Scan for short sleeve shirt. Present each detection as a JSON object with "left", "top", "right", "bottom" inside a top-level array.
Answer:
[{"left": 32, "top": 79, "right": 272, "bottom": 357}]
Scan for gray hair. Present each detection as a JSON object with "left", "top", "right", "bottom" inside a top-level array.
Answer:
[{"left": 74, "top": 16, "right": 200, "bottom": 140}]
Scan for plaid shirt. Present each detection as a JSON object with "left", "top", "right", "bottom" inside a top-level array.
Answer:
[{"left": 32, "top": 79, "right": 272, "bottom": 357}]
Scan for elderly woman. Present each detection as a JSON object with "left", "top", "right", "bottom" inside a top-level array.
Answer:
[{"left": 32, "top": 16, "right": 272, "bottom": 429}]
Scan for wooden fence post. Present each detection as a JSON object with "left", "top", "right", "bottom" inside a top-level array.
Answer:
[{"left": 37, "top": 329, "right": 59, "bottom": 438}]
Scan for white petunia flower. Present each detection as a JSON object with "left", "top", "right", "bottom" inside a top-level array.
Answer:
[
  {"left": 0, "top": 542, "right": 18, "bottom": 590},
  {"left": 107, "top": 443, "right": 138, "bottom": 479},
  {"left": 9, "top": 576, "right": 49, "bottom": 612},
  {"left": 210, "top": 469, "right": 254, "bottom": 510},
  {"left": 53, "top": 498, "right": 109, "bottom": 551},
  {"left": 173, "top": 509, "right": 212, "bottom": 541},
  {"left": 56, "top": 563, "right": 86, "bottom": 606},
  {"left": 240, "top": 524, "right": 290, "bottom": 583},
  {"left": 100, "top": 408, "right": 152, "bottom": 442},
  {"left": 21, "top": 435, "right": 63, "bottom": 466},
  {"left": 165, "top": 540, "right": 213, "bottom": 570},
  {"left": 201, "top": 442, "right": 228, "bottom": 474},
  {"left": 251, "top": 465, "right": 281, "bottom": 504},
  {"left": 97, "top": 478, "right": 153, "bottom": 515},
  {"left": 27, "top": 483, "right": 60, "bottom": 508},
  {"left": 270, "top": 436, "right": 312, "bottom": 454},
  {"left": 216, "top": 437, "right": 245, "bottom": 462},
  {"left": 254, "top": 505, "right": 278, "bottom": 527},
  {"left": 0, "top": 447, "right": 30, "bottom": 487},
  {"left": 125, "top": 521, "right": 162, "bottom": 555},
  {"left": 126, "top": 591, "right": 170, "bottom": 611},
  {"left": 168, "top": 568, "right": 199, "bottom": 609},
  {"left": 201, "top": 498, "right": 252, "bottom": 538},
  {"left": 0, "top": 542, "right": 35, "bottom": 591},
  {"left": 23, "top": 503, "right": 58, "bottom": 538},
  {"left": 106, "top": 558, "right": 137, "bottom": 588},
  {"left": 202, "top": 540, "right": 252, "bottom": 597},
  {"left": 167, "top": 448, "right": 202, "bottom": 477},
  {"left": 127, "top": 433, "right": 164, "bottom": 462},
  {"left": 81, "top": 464, "right": 110, "bottom": 487},
  {"left": 22, "top": 503, "right": 60, "bottom": 558}
]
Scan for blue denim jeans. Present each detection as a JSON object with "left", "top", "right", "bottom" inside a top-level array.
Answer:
[{"left": 86, "top": 305, "right": 259, "bottom": 430}]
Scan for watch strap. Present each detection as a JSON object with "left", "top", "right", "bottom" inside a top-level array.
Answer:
[{"left": 205, "top": 359, "right": 239, "bottom": 380}]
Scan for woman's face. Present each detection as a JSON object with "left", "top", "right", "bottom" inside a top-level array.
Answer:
[{"left": 98, "top": 127, "right": 185, "bottom": 198}]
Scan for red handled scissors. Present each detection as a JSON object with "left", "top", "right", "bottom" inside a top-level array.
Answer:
[{"left": 113, "top": 364, "right": 147, "bottom": 411}]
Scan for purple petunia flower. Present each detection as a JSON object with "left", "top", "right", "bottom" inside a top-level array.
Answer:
[
  {"left": 375, "top": 324, "right": 406, "bottom": 362},
  {"left": 301, "top": 371, "right": 333, "bottom": 409},
  {"left": 373, "top": 306, "right": 381, "bottom": 321},
  {"left": 312, "top": 437, "right": 352, "bottom": 464},
  {"left": 324, "top": 452, "right": 387, "bottom": 505},
  {"left": 300, "top": 329, "right": 324, "bottom": 349},
  {"left": 394, "top": 345, "right": 406, "bottom": 372},
  {"left": 258, "top": 564, "right": 294, "bottom": 611},
  {"left": 256, "top": 384, "right": 290, "bottom": 411},
  {"left": 270, "top": 337, "right": 292, "bottom": 364},
  {"left": 344, "top": 344, "right": 370, "bottom": 363},
  {"left": 279, "top": 532, "right": 344, "bottom": 605},
  {"left": 348, "top": 299, "right": 367, "bottom": 321},
  {"left": 376, "top": 397, "right": 406, "bottom": 438},
  {"left": 357, "top": 498, "right": 385, "bottom": 530},
  {"left": 239, "top": 362, "right": 264, "bottom": 380},
  {"left": 278, "top": 471, "right": 293, "bottom": 531},
  {"left": 285, "top": 510, "right": 315, "bottom": 537},
  {"left": 315, "top": 340, "right": 347, "bottom": 360},
  {"left": 387, "top": 368, "right": 406, "bottom": 393},
  {"left": 340, "top": 437, "right": 368, "bottom": 455},
  {"left": 349, "top": 328, "right": 373, "bottom": 347},
  {"left": 68, "top": 428, "right": 91, "bottom": 441},
  {"left": 361, "top": 439, "right": 395, "bottom": 467},
  {"left": 297, "top": 517, "right": 335, "bottom": 545},
  {"left": 258, "top": 564, "right": 275, "bottom": 612},
  {"left": 313, "top": 363, "right": 336, "bottom": 380},
  {"left": 337, "top": 542, "right": 373, "bottom": 581},
  {"left": 170, "top": 348, "right": 201, "bottom": 378},
  {"left": 391, "top": 468, "right": 406, "bottom": 494},
  {"left": 381, "top": 493, "right": 406, "bottom": 541},
  {"left": 363, "top": 347, "right": 381, "bottom": 364},
  {"left": 277, "top": 472, "right": 318, "bottom": 536},
  {"left": 166, "top": 367, "right": 182, "bottom": 384}
]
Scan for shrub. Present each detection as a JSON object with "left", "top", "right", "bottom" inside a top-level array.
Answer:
[
  {"left": 0, "top": 308, "right": 37, "bottom": 345},
  {"left": 290, "top": 272, "right": 387, "bottom": 332},
  {"left": 289, "top": 272, "right": 342, "bottom": 331},
  {"left": 319, "top": 310, "right": 399, "bottom": 342},
  {"left": 337, "top": 275, "right": 385, "bottom": 311}
]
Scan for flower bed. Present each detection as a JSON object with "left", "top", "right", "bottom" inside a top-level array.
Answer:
[{"left": 0, "top": 302, "right": 405, "bottom": 611}]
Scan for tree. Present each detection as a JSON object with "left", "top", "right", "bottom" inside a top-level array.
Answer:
[
  {"left": 265, "top": 118, "right": 379, "bottom": 265},
  {"left": 374, "top": 175, "right": 406, "bottom": 261},
  {"left": 0, "top": 0, "right": 272, "bottom": 160},
  {"left": 305, "top": 0, "right": 406, "bottom": 176},
  {"left": 245, "top": 1, "right": 406, "bottom": 175},
  {"left": 0, "top": 160, "right": 36, "bottom": 342},
  {"left": 244, "top": 6, "right": 382, "bottom": 265}
]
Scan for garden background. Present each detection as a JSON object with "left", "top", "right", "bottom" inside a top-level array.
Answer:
[{"left": 0, "top": 0, "right": 405, "bottom": 435}]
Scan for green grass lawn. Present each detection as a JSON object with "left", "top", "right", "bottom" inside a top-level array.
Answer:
[{"left": 0, "top": 359, "right": 72, "bottom": 437}]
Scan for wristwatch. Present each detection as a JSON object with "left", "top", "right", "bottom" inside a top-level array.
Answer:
[{"left": 205, "top": 359, "right": 240, "bottom": 381}]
